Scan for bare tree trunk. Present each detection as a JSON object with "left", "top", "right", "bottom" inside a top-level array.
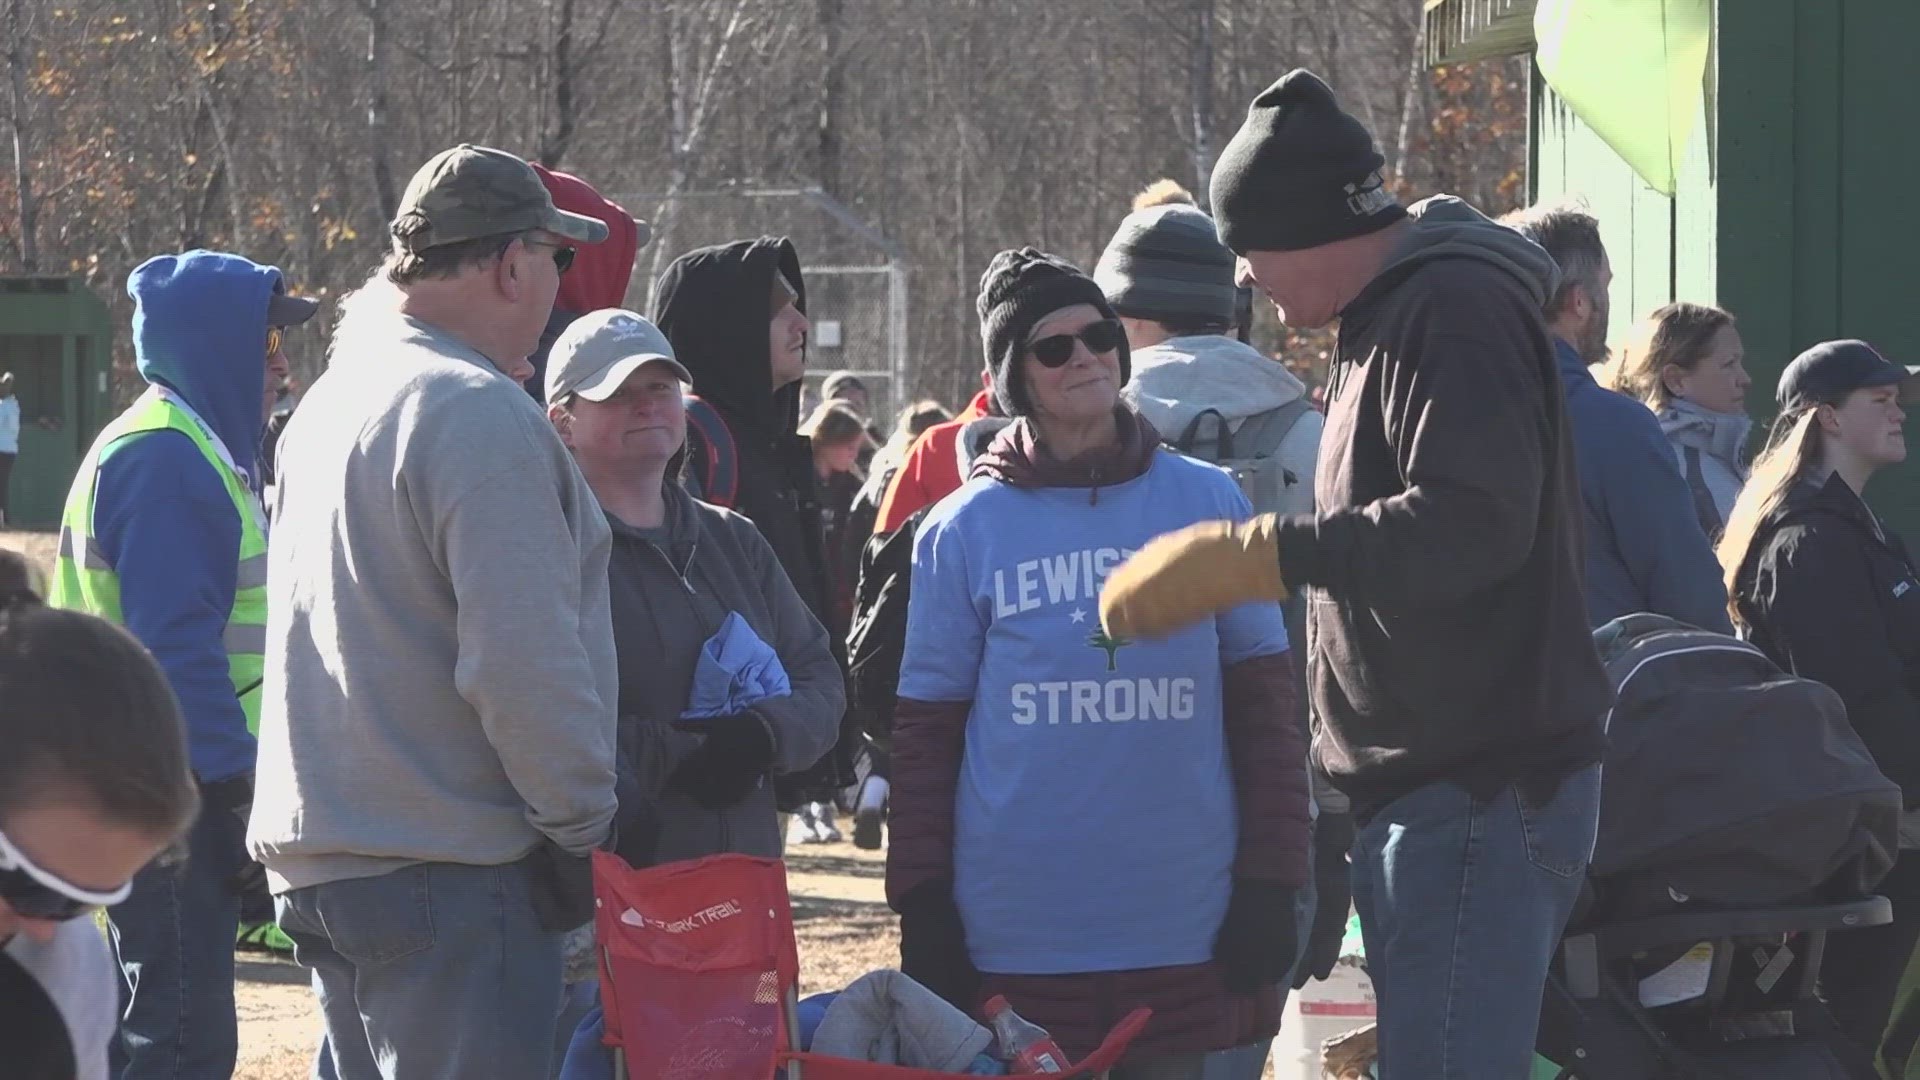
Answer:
[
  {"left": 816, "top": 0, "right": 843, "bottom": 196},
  {"left": 535, "top": 0, "right": 580, "bottom": 167},
  {"left": 1392, "top": 14, "right": 1427, "bottom": 187},
  {"left": 365, "top": 0, "right": 398, "bottom": 225},
  {"left": 4, "top": 0, "right": 36, "bottom": 270},
  {"left": 643, "top": 0, "right": 753, "bottom": 302},
  {"left": 1188, "top": 0, "right": 1215, "bottom": 195}
]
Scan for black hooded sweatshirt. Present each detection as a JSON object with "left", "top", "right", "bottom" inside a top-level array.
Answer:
[{"left": 653, "top": 237, "right": 856, "bottom": 801}]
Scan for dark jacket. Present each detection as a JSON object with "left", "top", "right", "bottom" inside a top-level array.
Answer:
[
  {"left": 1555, "top": 338, "right": 1731, "bottom": 633},
  {"left": 1737, "top": 473, "right": 1920, "bottom": 809},
  {"left": 606, "top": 484, "right": 845, "bottom": 865},
  {"left": 1269, "top": 196, "right": 1610, "bottom": 815},
  {"left": 888, "top": 408, "right": 1305, "bottom": 1055},
  {"left": 817, "top": 468, "right": 863, "bottom": 642},
  {"left": 653, "top": 238, "right": 855, "bottom": 804}
]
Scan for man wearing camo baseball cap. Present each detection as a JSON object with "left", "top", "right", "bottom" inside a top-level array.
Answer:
[{"left": 249, "top": 143, "right": 623, "bottom": 1079}]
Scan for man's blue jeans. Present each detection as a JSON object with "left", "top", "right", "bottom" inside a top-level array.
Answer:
[
  {"left": 108, "top": 790, "right": 246, "bottom": 1079},
  {"left": 1350, "top": 765, "right": 1600, "bottom": 1080},
  {"left": 277, "top": 861, "right": 566, "bottom": 1080}
]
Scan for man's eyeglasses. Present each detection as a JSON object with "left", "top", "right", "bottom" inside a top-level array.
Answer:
[
  {"left": 266, "top": 327, "right": 283, "bottom": 357},
  {"left": 0, "top": 827, "right": 131, "bottom": 923},
  {"left": 522, "top": 239, "right": 576, "bottom": 275},
  {"left": 1026, "top": 319, "right": 1126, "bottom": 368}
]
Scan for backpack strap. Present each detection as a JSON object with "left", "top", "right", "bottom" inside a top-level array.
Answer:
[
  {"left": 1174, "top": 408, "right": 1235, "bottom": 459},
  {"left": 1681, "top": 445, "right": 1723, "bottom": 541},
  {"left": 681, "top": 396, "right": 739, "bottom": 508},
  {"left": 1209, "top": 398, "right": 1313, "bottom": 486}
]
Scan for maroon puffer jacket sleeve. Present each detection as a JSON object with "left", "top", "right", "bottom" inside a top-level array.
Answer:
[
  {"left": 1222, "top": 652, "right": 1311, "bottom": 885},
  {"left": 884, "top": 696, "right": 971, "bottom": 909}
]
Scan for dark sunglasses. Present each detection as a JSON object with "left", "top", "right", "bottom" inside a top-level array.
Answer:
[
  {"left": 526, "top": 239, "right": 575, "bottom": 274},
  {"left": 0, "top": 828, "right": 130, "bottom": 922},
  {"left": 1026, "top": 319, "right": 1125, "bottom": 368}
]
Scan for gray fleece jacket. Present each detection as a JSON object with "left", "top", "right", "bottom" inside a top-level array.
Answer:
[
  {"left": 607, "top": 483, "right": 843, "bottom": 865},
  {"left": 249, "top": 284, "right": 619, "bottom": 892}
]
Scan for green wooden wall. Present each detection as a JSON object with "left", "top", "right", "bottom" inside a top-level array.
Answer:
[{"left": 1530, "top": 0, "right": 1920, "bottom": 537}]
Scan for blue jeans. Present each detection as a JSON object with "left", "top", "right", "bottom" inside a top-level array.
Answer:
[
  {"left": 108, "top": 791, "right": 247, "bottom": 1079},
  {"left": 277, "top": 861, "right": 566, "bottom": 1080},
  {"left": 1350, "top": 765, "right": 1600, "bottom": 1080}
]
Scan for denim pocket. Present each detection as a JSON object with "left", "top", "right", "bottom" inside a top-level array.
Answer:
[
  {"left": 1515, "top": 764, "right": 1602, "bottom": 879},
  {"left": 313, "top": 865, "right": 436, "bottom": 965}
]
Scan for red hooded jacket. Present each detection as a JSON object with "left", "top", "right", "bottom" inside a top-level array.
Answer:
[{"left": 526, "top": 164, "right": 644, "bottom": 400}]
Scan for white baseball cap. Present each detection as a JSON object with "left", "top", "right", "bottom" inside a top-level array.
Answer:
[{"left": 545, "top": 308, "right": 691, "bottom": 405}]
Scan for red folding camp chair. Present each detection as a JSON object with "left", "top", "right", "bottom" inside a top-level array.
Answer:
[{"left": 593, "top": 851, "right": 1151, "bottom": 1080}]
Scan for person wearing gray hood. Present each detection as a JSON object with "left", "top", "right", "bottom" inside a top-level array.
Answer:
[
  {"left": 1096, "top": 178, "right": 1333, "bottom": 1080},
  {"left": 544, "top": 309, "right": 843, "bottom": 867}
]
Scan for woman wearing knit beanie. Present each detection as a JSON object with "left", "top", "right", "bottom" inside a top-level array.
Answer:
[{"left": 884, "top": 248, "right": 1311, "bottom": 1078}]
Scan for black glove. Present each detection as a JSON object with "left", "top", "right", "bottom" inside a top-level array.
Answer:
[
  {"left": 1213, "top": 878, "right": 1301, "bottom": 994},
  {"left": 670, "top": 712, "right": 774, "bottom": 810},
  {"left": 897, "top": 879, "right": 980, "bottom": 1011},
  {"left": 524, "top": 840, "right": 595, "bottom": 930},
  {"left": 1292, "top": 812, "right": 1355, "bottom": 990},
  {"left": 201, "top": 774, "right": 268, "bottom": 898}
]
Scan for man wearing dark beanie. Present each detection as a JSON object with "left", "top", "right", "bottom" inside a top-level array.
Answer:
[{"left": 1100, "top": 70, "right": 1609, "bottom": 1079}]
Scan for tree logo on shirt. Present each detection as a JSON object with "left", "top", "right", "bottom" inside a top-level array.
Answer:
[{"left": 1086, "top": 628, "right": 1133, "bottom": 671}]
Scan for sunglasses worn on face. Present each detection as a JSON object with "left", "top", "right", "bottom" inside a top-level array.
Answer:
[
  {"left": 0, "top": 827, "right": 131, "bottom": 922},
  {"left": 1027, "top": 319, "right": 1125, "bottom": 368},
  {"left": 522, "top": 239, "right": 575, "bottom": 275}
]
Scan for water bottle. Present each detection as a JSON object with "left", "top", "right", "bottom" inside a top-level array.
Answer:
[{"left": 983, "top": 995, "right": 1069, "bottom": 1074}]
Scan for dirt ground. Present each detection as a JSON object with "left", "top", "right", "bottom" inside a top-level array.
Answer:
[
  {"left": 229, "top": 843, "right": 897, "bottom": 1079},
  {"left": 1, "top": 528, "right": 57, "bottom": 580}
]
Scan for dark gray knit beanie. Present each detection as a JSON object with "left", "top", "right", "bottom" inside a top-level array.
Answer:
[
  {"left": 1210, "top": 70, "right": 1406, "bottom": 254},
  {"left": 1093, "top": 191, "right": 1238, "bottom": 327},
  {"left": 976, "top": 248, "right": 1129, "bottom": 418}
]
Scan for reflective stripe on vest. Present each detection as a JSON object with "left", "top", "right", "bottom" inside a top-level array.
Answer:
[{"left": 47, "top": 393, "right": 269, "bottom": 734}]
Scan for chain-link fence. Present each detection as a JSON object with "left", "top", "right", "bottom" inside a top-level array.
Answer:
[{"left": 616, "top": 187, "right": 910, "bottom": 419}]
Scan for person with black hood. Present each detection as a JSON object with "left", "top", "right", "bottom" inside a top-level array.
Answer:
[
  {"left": 1722, "top": 340, "right": 1920, "bottom": 1068},
  {"left": 652, "top": 237, "right": 857, "bottom": 816},
  {"left": 888, "top": 248, "right": 1308, "bottom": 1078},
  {"left": 1099, "top": 71, "right": 1610, "bottom": 1079}
]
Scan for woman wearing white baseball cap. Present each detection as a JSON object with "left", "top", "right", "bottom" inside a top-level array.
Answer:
[{"left": 544, "top": 308, "right": 843, "bottom": 868}]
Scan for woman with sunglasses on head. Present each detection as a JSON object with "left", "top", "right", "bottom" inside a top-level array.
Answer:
[
  {"left": 0, "top": 549, "right": 200, "bottom": 1080},
  {"left": 886, "top": 250, "right": 1310, "bottom": 1079},
  {"left": 1720, "top": 340, "right": 1920, "bottom": 1069}
]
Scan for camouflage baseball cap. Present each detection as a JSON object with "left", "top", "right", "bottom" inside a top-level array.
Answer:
[{"left": 389, "top": 144, "right": 610, "bottom": 254}]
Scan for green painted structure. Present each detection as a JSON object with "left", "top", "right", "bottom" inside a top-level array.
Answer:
[
  {"left": 1426, "top": 0, "right": 1920, "bottom": 535},
  {"left": 0, "top": 277, "right": 116, "bottom": 529}
]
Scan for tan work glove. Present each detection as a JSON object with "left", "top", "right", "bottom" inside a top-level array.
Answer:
[{"left": 1100, "top": 515, "right": 1288, "bottom": 640}]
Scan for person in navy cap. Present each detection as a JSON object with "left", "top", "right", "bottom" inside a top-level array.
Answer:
[{"left": 1722, "top": 338, "right": 1920, "bottom": 1067}]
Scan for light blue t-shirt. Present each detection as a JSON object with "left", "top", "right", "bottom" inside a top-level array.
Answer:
[{"left": 899, "top": 449, "right": 1289, "bottom": 975}]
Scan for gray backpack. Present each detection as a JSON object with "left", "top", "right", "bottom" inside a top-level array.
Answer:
[
  {"left": 1170, "top": 400, "right": 1323, "bottom": 805},
  {"left": 1170, "top": 400, "right": 1313, "bottom": 517}
]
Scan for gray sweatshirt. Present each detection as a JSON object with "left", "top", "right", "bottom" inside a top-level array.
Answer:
[
  {"left": 608, "top": 483, "right": 843, "bottom": 864},
  {"left": 249, "top": 286, "right": 619, "bottom": 892}
]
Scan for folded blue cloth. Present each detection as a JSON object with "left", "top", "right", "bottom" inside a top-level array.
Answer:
[{"left": 681, "top": 611, "right": 792, "bottom": 720}]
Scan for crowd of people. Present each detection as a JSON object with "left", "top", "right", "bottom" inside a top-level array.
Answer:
[{"left": 2, "top": 65, "right": 1918, "bottom": 1080}]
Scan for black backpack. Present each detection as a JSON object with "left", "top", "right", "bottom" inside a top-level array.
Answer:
[
  {"left": 1584, "top": 614, "right": 1901, "bottom": 925},
  {"left": 844, "top": 506, "right": 927, "bottom": 753}
]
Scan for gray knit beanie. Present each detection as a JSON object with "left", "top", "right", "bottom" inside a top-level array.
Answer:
[{"left": 1094, "top": 182, "right": 1238, "bottom": 327}]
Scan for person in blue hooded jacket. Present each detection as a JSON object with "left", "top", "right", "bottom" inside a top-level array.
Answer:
[
  {"left": 1504, "top": 203, "right": 1732, "bottom": 633},
  {"left": 47, "top": 249, "right": 315, "bottom": 1080}
]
